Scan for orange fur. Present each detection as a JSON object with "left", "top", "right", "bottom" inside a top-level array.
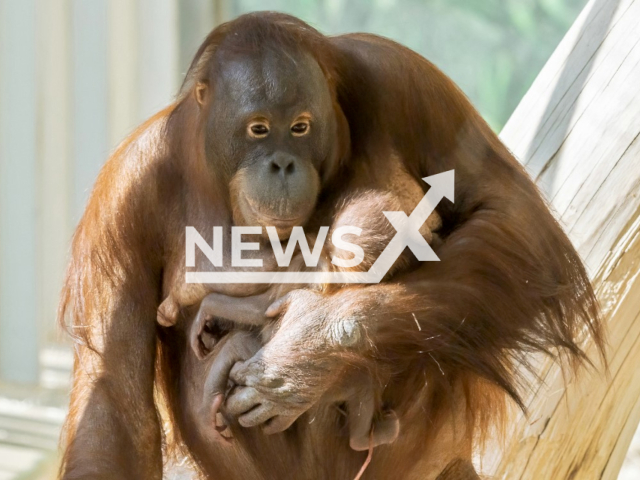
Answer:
[{"left": 59, "top": 13, "right": 603, "bottom": 480}]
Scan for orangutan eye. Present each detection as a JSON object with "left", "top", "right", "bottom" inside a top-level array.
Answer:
[
  {"left": 248, "top": 122, "right": 270, "bottom": 138},
  {"left": 291, "top": 121, "right": 310, "bottom": 136}
]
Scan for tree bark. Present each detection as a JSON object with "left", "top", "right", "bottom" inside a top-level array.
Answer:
[{"left": 490, "top": 0, "right": 640, "bottom": 478}]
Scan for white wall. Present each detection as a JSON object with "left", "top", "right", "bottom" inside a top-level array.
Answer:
[{"left": 0, "top": 0, "right": 223, "bottom": 385}]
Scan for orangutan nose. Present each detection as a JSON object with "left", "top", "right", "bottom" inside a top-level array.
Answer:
[{"left": 269, "top": 154, "right": 296, "bottom": 178}]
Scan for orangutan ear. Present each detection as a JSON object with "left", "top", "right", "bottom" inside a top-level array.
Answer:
[{"left": 195, "top": 81, "right": 210, "bottom": 106}]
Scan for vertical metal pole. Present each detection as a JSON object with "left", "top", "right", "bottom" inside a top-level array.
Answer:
[
  {"left": 36, "top": 0, "right": 72, "bottom": 350},
  {"left": 138, "top": 0, "right": 179, "bottom": 121},
  {"left": 71, "top": 0, "right": 109, "bottom": 220},
  {"left": 108, "top": 0, "right": 140, "bottom": 150}
]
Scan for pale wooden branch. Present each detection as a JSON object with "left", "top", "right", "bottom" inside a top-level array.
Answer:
[{"left": 489, "top": 0, "right": 640, "bottom": 478}]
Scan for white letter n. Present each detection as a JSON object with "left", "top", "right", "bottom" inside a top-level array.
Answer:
[{"left": 186, "top": 226, "right": 222, "bottom": 267}]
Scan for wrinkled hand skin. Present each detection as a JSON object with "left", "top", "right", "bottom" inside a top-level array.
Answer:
[
  {"left": 227, "top": 289, "right": 365, "bottom": 434},
  {"left": 200, "top": 330, "right": 263, "bottom": 442}
]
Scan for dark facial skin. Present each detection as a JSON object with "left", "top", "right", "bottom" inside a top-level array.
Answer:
[{"left": 202, "top": 49, "right": 338, "bottom": 239}]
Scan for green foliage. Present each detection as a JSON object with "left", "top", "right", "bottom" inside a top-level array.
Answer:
[{"left": 230, "top": 0, "right": 586, "bottom": 130}]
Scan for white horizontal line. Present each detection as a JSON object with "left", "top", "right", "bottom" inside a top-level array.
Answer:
[{"left": 186, "top": 271, "right": 383, "bottom": 284}]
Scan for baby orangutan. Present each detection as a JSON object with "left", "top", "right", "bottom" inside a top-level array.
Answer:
[
  {"left": 158, "top": 165, "right": 441, "bottom": 452},
  {"left": 192, "top": 314, "right": 401, "bottom": 452}
]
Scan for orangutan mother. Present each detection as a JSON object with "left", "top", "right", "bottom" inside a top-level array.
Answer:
[{"left": 58, "top": 12, "right": 602, "bottom": 480}]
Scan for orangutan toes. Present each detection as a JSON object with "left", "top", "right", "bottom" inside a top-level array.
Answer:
[{"left": 349, "top": 410, "right": 400, "bottom": 451}]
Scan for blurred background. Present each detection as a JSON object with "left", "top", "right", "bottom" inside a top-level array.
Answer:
[{"left": 0, "top": 0, "right": 622, "bottom": 478}]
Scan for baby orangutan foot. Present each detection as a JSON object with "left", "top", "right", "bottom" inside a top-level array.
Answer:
[
  {"left": 349, "top": 410, "right": 399, "bottom": 451},
  {"left": 343, "top": 376, "right": 400, "bottom": 452},
  {"left": 190, "top": 292, "right": 271, "bottom": 359},
  {"left": 157, "top": 295, "right": 180, "bottom": 327}
]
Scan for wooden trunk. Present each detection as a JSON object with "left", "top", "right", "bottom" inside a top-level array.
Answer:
[{"left": 490, "top": 0, "right": 640, "bottom": 477}]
